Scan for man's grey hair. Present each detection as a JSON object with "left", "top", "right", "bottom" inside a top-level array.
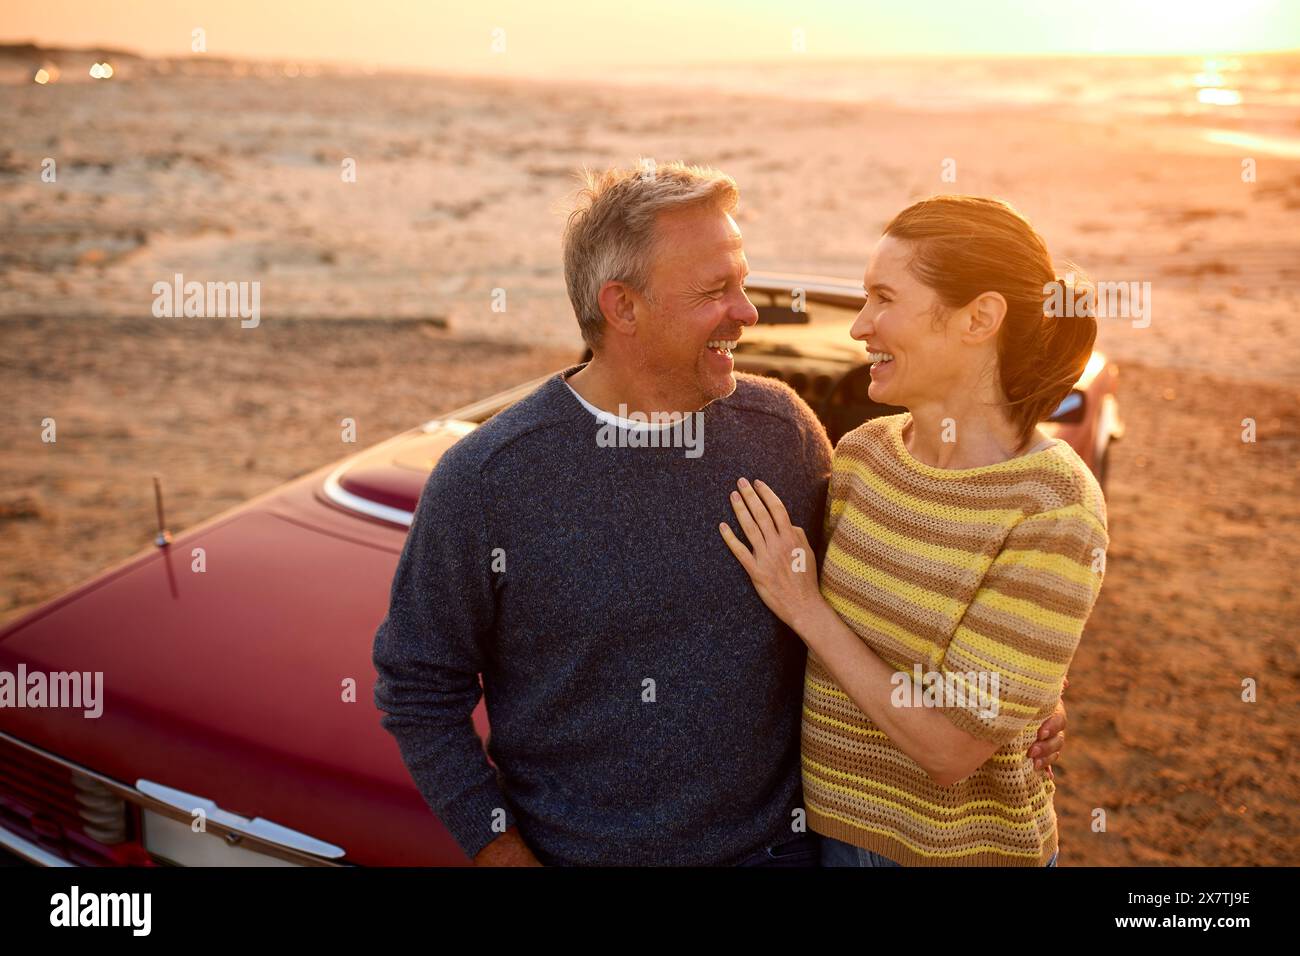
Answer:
[{"left": 563, "top": 161, "right": 739, "bottom": 351}]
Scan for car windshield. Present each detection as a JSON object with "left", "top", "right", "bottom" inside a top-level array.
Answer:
[{"left": 745, "top": 287, "right": 861, "bottom": 329}]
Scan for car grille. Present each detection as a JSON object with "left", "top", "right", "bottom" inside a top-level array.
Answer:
[{"left": 0, "top": 735, "right": 156, "bottom": 865}]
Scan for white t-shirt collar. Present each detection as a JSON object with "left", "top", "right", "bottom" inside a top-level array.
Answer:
[{"left": 563, "top": 379, "right": 679, "bottom": 431}]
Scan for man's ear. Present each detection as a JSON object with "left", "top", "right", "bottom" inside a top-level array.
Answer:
[
  {"left": 597, "top": 280, "right": 640, "bottom": 337},
  {"left": 963, "top": 291, "right": 1006, "bottom": 345}
]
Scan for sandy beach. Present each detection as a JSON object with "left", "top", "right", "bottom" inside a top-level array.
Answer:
[{"left": 1, "top": 50, "right": 1297, "bottom": 865}]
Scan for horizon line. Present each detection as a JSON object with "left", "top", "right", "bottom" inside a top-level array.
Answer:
[{"left": 4, "top": 38, "right": 1300, "bottom": 77}]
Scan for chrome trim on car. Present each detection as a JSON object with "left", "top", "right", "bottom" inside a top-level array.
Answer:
[
  {"left": 1095, "top": 392, "right": 1124, "bottom": 465},
  {"left": 421, "top": 419, "right": 477, "bottom": 437},
  {"left": 322, "top": 463, "right": 419, "bottom": 527},
  {"left": 0, "top": 730, "right": 346, "bottom": 867},
  {"left": 1100, "top": 392, "right": 1125, "bottom": 442},
  {"left": 0, "top": 823, "right": 76, "bottom": 867},
  {"left": 136, "top": 779, "right": 346, "bottom": 860},
  {"left": 321, "top": 418, "right": 478, "bottom": 527}
]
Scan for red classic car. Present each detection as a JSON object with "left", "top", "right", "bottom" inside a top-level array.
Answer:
[{"left": 0, "top": 272, "right": 1123, "bottom": 867}]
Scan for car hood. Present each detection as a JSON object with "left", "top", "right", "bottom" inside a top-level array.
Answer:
[{"left": 0, "top": 423, "right": 487, "bottom": 865}]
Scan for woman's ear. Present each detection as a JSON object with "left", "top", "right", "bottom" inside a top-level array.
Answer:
[{"left": 964, "top": 291, "right": 1007, "bottom": 344}]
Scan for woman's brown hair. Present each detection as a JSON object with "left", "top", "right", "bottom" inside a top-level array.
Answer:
[{"left": 882, "top": 195, "right": 1096, "bottom": 452}]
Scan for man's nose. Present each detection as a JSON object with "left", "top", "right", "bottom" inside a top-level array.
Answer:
[{"left": 734, "top": 293, "right": 759, "bottom": 327}]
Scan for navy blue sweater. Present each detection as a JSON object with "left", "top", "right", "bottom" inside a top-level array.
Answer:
[{"left": 372, "top": 365, "right": 832, "bottom": 865}]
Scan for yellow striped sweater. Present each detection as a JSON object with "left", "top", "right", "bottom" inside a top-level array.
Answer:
[{"left": 803, "top": 412, "right": 1108, "bottom": 866}]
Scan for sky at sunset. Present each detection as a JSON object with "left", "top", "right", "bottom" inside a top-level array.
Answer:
[{"left": 4, "top": 0, "right": 1299, "bottom": 76}]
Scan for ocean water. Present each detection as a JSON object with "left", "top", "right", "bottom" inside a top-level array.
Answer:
[{"left": 602, "top": 53, "right": 1300, "bottom": 155}]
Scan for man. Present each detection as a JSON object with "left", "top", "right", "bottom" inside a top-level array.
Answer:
[{"left": 371, "top": 161, "right": 1067, "bottom": 866}]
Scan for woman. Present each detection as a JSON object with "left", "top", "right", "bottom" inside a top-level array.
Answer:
[{"left": 720, "top": 195, "right": 1108, "bottom": 867}]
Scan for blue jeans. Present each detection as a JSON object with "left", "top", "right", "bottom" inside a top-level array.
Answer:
[
  {"left": 819, "top": 835, "right": 1059, "bottom": 867},
  {"left": 733, "top": 832, "right": 822, "bottom": 867}
]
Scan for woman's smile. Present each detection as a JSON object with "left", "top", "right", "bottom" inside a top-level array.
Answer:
[
  {"left": 866, "top": 350, "right": 894, "bottom": 365},
  {"left": 866, "top": 346, "right": 897, "bottom": 395}
]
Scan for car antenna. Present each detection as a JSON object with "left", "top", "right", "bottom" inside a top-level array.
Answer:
[{"left": 153, "top": 474, "right": 173, "bottom": 548}]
